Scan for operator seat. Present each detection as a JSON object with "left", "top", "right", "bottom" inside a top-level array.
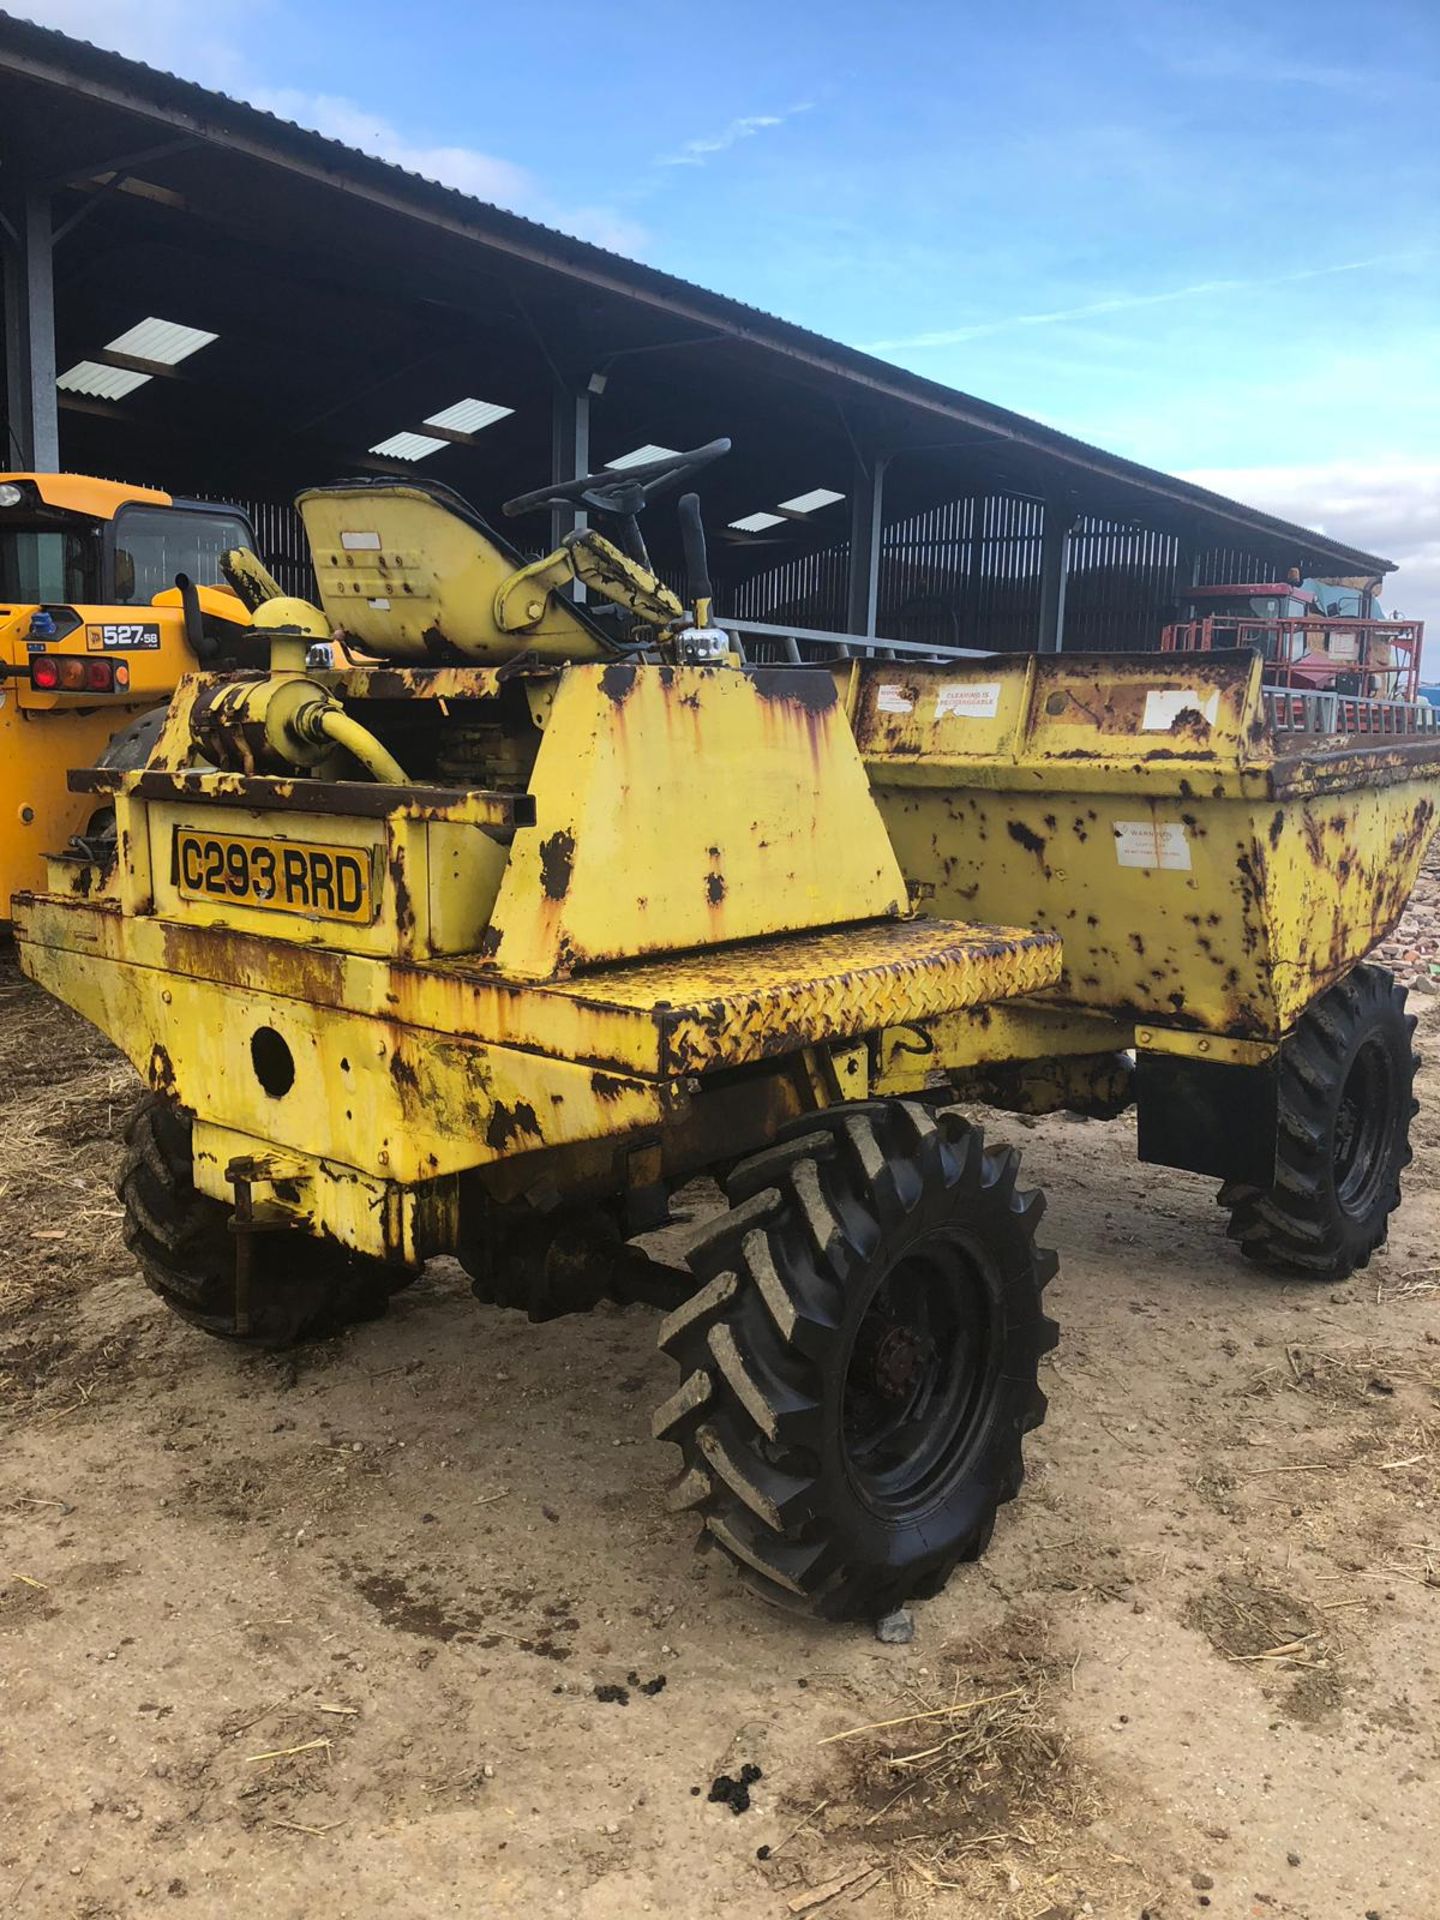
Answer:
[{"left": 296, "top": 475, "right": 609, "bottom": 664}]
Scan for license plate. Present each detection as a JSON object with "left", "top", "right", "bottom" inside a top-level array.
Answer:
[{"left": 173, "top": 829, "right": 376, "bottom": 922}]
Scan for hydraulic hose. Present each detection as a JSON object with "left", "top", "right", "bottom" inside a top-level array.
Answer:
[{"left": 313, "top": 707, "right": 410, "bottom": 784}]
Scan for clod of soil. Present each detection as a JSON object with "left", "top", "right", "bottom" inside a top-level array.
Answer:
[
  {"left": 626, "top": 1668, "right": 667, "bottom": 1696},
  {"left": 708, "top": 1763, "right": 762, "bottom": 1814}
]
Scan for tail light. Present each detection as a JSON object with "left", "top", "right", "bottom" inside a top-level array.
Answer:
[{"left": 29, "top": 655, "right": 130, "bottom": 693}]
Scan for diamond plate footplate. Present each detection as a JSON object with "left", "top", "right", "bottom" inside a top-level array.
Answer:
[{"left": 554, "top": 918, "right": 1063, "bottom": 1075}]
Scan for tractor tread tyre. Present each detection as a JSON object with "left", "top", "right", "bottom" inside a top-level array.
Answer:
[
  {"left": 655, "top": 1100, "right": 1057, "bottom": 1621},
  {"left": 1219, "top": 965, "right": 1418, "bottom": 1282},
  {"left": 119, "top": 1093, "right": 412, "bottom": 1348}
]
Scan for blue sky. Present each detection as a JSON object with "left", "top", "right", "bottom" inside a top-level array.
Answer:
[{"left": 23, "top": 0, "right": 1440, "bottom": 638}]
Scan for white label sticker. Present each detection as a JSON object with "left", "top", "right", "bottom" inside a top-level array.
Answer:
[
  {"left": 1141, "top": 687, "right": 1220, "bottom": 732},
  {"left": 875, "top": 682, "right": 915, "bottom": 715},
  {"left": 935, "top": 680, "right": 1002, "bottom": 720},
  {"left": 340, "top": 530, "right": 382, "bottom": 551},
  {"left": 1114, "top": 820, "right": 1192, "bottom": 871},
  {"left": 367, "top": 597, "right": 392, "bottom": 610}
]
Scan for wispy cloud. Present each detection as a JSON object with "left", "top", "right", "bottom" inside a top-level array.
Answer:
[
  {"left": 861, "top": 257, "right": 1407, "bottom": 354},
  {"left": 658, "top": 103, "right": 812, "bottom": 168},
  {"left": 12, "top": 0, "right": 649, "bottom": 256},
  {"left": 250, "top": 87, "right": 649, "bottom": 253}
]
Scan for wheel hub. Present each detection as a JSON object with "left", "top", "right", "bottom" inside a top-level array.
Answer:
[{"left": 865, "top": 1322, "right": 927, "bottom": 1399}]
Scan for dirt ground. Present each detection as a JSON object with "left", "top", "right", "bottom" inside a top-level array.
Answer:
[{"left": 4, "top": 951, "right": 1440, "bottom": 1920}]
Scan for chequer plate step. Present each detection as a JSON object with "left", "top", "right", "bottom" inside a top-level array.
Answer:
[{"left": 542, "top": 917, "right": 1062, "bottom": 1074}]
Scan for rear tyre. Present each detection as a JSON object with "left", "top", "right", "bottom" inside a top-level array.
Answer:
[
  {"left": 1219, "top": 964, "right": 1419, "bottom": 1281},
  {"left": 653, "top": 1100, "right": 1057, "bottom": 1621},
  {"left": 119, "top": 1093, "right": 413, "bottom": 1347}
]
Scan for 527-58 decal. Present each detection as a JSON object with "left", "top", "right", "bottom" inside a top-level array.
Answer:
[{"left": 86, "top": 622, "right": 162, "bottom": 651}]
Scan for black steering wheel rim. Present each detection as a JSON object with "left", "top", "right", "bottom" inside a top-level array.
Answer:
[{"left": 502, "top": 437, "right": 731, "bottom": 520}]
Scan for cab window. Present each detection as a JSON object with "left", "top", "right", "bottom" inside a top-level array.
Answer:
[
  {"left": 0, "top": 520, "right": 103, "bottom": 602},
  {"left": 112, "top": 506, "right": 254, "bottom": 604}
]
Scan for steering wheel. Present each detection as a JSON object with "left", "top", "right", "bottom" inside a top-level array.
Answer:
[{"left": 502, "top": 437, "right": 731, "bottom": 521}]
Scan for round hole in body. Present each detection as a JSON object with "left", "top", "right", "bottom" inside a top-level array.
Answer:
[{"left": 251, "top": 1026, "right": 295, "bottom": 1098}]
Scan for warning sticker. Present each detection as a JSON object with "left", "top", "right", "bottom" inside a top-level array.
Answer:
[
  {"left": 1113, "top": 820, "right": 1192, "bottom": 871},
  {"left": 875, "top": 683, "right": 915, "bottom": 715},
  {"left": 1141, "top": 687, "right": 1220, "bottom": 732},
  {"left": 340, "top": 530, "right": 382, "bottom": 551},
  {"left": 935, "top": 681, "right": 1002, "bottom": 720}
]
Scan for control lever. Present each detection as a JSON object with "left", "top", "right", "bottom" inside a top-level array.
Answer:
[{"left": 674, "top": 493, "right": 729, "bottom": 663}]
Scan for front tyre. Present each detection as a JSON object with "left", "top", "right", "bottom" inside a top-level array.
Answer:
[
  {"left": 119, "top": 1094, "right": 414, "bottom": 1347},
  {"left": 1220, "top": 965, "right": 1418, "bottom": 1282},
  {"left": 653, "top": 1100, "right": 1057, "bottom": 1621}
]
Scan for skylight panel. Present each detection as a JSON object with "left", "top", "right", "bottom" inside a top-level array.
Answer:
[
  {"left": 606, "top": 444, "right": 680, "bottom": 470},
  {"left": 57, "top": 360, "right": 151, "bottom": 401},
  {"left": 105, "top": 317, "right": 218, "bottom": 366},
  {"left": 777, "top": 487, "right": 845, "bottom": 513},
  {"left": 729, "top": 511, "right": 786, "bottom": 532},
  {"left": 370, "top": 430, "right": 448, "bottom": 461},
  {"left": 423, "top": 397, "right": 513, "bottom": 434}
]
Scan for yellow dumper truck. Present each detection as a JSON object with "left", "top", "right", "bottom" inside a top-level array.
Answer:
[{"left": 13, "top": 445, "right": 1436, "bottom": 1618}]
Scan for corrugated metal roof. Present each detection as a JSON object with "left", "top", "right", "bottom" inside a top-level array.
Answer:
[
  {"left": 779, "top": 487, "right": 846, "bottom": 513},
  {"left": 104, "top": 316, "right": 217, "bottom": 365},
  {"left": 0, "top": 10, "right": 1393, "bottom": 574},
  {"left": 56, "top": 359, "right": 151, "bottom": 401},
  {"left": 423, "top": 397, "right": 514, "bottom": 434},
  {"left": 369, "top": 430, "right": 447, "bottom": 461},
  {"left": 606, "top": 444, "right": 682, "bottom": 470}
]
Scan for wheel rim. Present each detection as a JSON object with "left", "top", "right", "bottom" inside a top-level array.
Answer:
[
  {"left": 1333, "top": 1034, "right": 1396, "bottom": 1217},
  {"left": 840, "top": 1236, "right": 995, "bottom": 1520}
]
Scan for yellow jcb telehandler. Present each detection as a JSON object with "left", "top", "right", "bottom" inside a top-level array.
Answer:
[{"left": 0, "top": 473, "right": 258, "bottom": 917}]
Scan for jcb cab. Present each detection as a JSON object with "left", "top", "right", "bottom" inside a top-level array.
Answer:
[{"left": 0, "top": 473, "right": 256, "bottom": 916}]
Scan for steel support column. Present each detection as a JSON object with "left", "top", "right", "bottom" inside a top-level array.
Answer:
[
  {"left": 845, "top": 451, "right": 887, "bottom": 638},
  {"left": 1, "top": 179, "right": 58, "bottom": 470},
  {"left": 549, "top": 380, "right": 591, "bottom": 591},
  {"left": 1036, "top": 495, "right": 1074, "bottom": 652}
]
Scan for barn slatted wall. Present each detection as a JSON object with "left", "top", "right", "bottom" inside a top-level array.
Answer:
[
  {"left": 193, "top": 495, "right": 317, "bottom": 599},
  {"left": 726, "top": 494, "right": 1046, "bottom": 651},
  {"left": 724, "top": 494, "right": 1289, "bottom": 653},
  {"left": 1194, "top": 548, "right": 1276, "bottom": 587},
  {"left": 1062, "top": 517, "right": 1181, "bottom": 653},
  {"left": 877, "top": 495, "right": 1045, "bottom": 651}
]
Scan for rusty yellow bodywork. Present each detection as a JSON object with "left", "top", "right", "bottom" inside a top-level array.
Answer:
[
  {"left": 15, "top": 657, "right": 1062, "bottom": 1261},
  {"left": 852, "top": 650, "right": 1440, "bottom": 1067},
  {"left": 15, "top": 453, "right": 1440, "bottom": 1276}
]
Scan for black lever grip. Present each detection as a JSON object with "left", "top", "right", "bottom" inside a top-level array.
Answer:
[{"left": 678, "top": 492, "right": 712, "bottom": 616}]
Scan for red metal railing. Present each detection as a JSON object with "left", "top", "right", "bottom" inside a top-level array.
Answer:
[{"left": 1160, "top": 614, "right": 1425, "bottom": 704}]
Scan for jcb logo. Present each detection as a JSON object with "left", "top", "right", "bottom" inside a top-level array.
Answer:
[{"left": 86, "top": 622, "right": 161, "bottom": 651}]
